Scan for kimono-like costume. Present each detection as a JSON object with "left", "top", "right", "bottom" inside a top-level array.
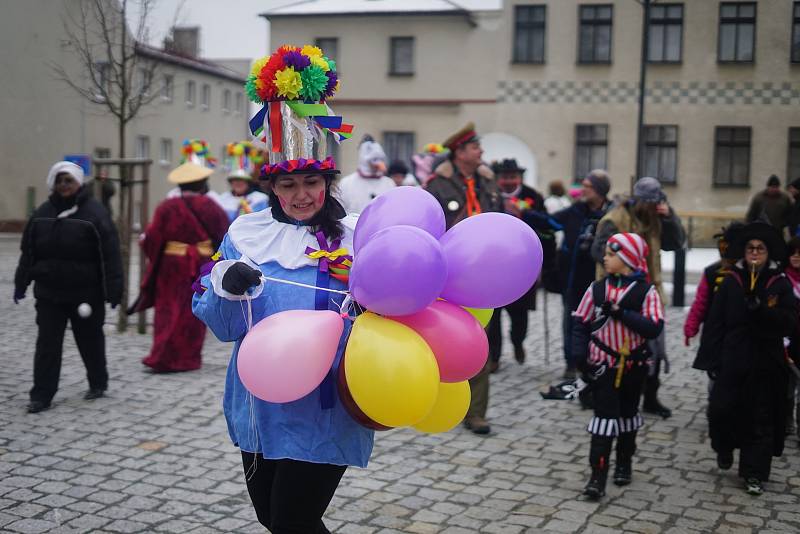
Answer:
[
  {"left": 136, "top": 193, "right": 229, "bottom": 371},
  {"left": 192, "top": 209, "right": 374, "bottom": 466}
]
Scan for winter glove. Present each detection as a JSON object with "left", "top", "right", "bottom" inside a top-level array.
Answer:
[
  {"left": 221, "top": 262, "right": 262, "bottom": 296},
  {"left": 600, "top": 301, "right": 624, "bottom": 319},
  {"left": 13, "top": 289, "right": 25, "bottom": 304}
]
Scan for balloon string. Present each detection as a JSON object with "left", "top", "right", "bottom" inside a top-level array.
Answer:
[{"left": 259, "top": 275, "right": 350, "bottom": 295}]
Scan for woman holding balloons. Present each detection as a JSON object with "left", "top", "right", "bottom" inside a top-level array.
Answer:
[{"left": 192, "top": 156, "right": 373, "bottom": 533}]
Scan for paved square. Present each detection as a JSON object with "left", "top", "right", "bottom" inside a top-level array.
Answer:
[{"left": 1, "top": 234, "right": 799, "bottom": 533}]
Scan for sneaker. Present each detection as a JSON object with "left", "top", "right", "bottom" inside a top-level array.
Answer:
[
  {"left": 513, "top": 345, "right": 526, "bottom": 364},
  {"left": 83, "top": 388, "right": 106, "bottom": 400},
  {"left": 716, "top": 450, "right": 733, "bottom": 470},
  {"left": 562, "top": 367, "right": 577, "bottom": 381},
  {"left": 463, "top": 416, "right": 491, "bottom": 435},
  {"left": 26, "top": 400, "right": 52, "bottom": 414},
  {"left": 745, "top": 478, "right": 763, "bottom": 495}
]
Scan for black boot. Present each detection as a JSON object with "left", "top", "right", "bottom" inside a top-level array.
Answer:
[
  {"left": 642, "top": 375, "right": 672, "bottom": 419},
  {"left": 583, "top": 435, "right": 612, "bottom": 500},
  {"left": 613, "top": 431, "right": 637, "bottom": 486}
]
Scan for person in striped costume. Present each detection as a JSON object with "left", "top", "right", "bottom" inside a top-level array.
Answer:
[{"left": 572, "top": 232, "right": 665, "bottom": 499}]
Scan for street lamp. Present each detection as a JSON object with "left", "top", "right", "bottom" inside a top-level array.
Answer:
[{"left": 633, "top": 0, "right": 652, "bottom": 192}]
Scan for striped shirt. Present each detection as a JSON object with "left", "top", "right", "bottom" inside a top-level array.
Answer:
[{"left": 573, "top": 278, "right": 664, "bottom": 365}]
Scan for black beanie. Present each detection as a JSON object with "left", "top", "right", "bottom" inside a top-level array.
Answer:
[{"left": 767, "top": 174, "right": 780, "bottom": 187}]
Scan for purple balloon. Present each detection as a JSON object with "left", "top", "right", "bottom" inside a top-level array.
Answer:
[
  {"left": 353, "top": 186, "right": 446, "bottom": 254},
  {"left": 439, "top": 213, "right": 542, "bottom": 309},
  {"left": 350, "top": 225, "right": 447, "bottom": 316}
]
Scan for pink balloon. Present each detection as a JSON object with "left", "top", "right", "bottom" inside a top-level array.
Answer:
[
  {"left": 391, "top": 300, "right": 488, "bottom": 382},
  {"left": 237, "top": 310, "right": 344, "bottom": 403}
]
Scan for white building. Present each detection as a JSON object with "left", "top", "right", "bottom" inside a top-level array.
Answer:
[
  {"left": 0, "top": 0, "right": 251, "bottom": 228},
  {"left": 264, "top": 0, "right": 800, "bottom": 216}
]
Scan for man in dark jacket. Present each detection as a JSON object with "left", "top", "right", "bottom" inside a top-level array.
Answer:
[
  {"left": 746, "top": 174, "right": 792, "bottom": 234},
  {"left": 14, "top": 161, "right": 122, "bottom": 413},
  {"left": 486, "top": 158, "right": 550, "bottom": 370},
  {"left": 550, "top": 170, "right": 611, "bottom": 379},
  {"left": 426, "top": 122, "right": 503, "bottom": 435}
]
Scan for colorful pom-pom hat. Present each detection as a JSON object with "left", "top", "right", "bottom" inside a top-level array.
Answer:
[
  {"left": 224, "top": 141, "right": 257, "bottom": 180},
  {"left": 181, "top": 139, "right": 217, "bottom": 168},
  {"left": 245, "top": 44, "right": 354, "bottom": 178}
]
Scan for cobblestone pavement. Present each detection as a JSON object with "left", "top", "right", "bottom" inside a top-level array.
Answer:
[{"left": 1, "top": 233, "right": 800, "bottom": 534}]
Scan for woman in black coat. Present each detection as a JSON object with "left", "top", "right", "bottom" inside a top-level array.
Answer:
[
  {"left": 14, "top": 161, "right": 122, "bottom": 413},
  {"left": 700, "top": 222, "right": 795, "bottom": 495}
]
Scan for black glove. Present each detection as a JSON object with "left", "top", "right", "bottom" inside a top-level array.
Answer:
[
  {"left": 222, "top": 262, "right": 262, "bottom": 295},
  {"left": 13, "top": 289, "right": 25, "bottom": 304},
  {"left": 706, "top": 368, "right": 719, "bottom": 381},
  {"left": 600, "top": 301, "right": 624, "bottom": 319}
]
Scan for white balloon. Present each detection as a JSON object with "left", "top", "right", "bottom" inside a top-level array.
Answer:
[{"left": 77, "top": 303, "right": 92, "bottom": 318}]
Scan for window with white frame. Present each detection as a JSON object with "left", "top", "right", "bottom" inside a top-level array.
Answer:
[
  {"left": 223, "top": 89, "right": 231, "bottom": 113},
  {"left": 186, "top": 80, "right": 196, "bottom": 106},
  {"left": 160, "top": 138, "right": 172, "bottom": 165},
  {"left": 161, "top": 74, "right": 174, "bottom": 102},
  {"left": 135, "top": 135, "right": 150, "bottom": 158},
  {"left": 201, "top": 84, "right": 210, "bottom": 110}
]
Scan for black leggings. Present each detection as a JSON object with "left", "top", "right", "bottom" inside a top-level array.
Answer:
[{"left": 241, "top": 452, "right": 347, "bottom": 533}]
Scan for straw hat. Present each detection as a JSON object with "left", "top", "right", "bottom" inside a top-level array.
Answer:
[{"left": 168, "top": 162, "right": 214, "bottom": 184}]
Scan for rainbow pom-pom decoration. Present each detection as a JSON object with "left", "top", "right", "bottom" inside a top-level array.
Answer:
[{"left": 246, "top": 45, "right": 339, "bottom": 105}]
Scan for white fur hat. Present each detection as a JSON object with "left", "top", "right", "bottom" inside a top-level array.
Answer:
[{"left": 46, "top": 161, "right": 85, "bottom": 190}]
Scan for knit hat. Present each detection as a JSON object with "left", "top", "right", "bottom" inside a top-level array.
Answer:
[
  {"left": 46, "top": 161, "right": 85, "bottom": 190},
  {"left": 633, "top": 176, "right": 666, "bottom": 203},
  {"left": 585, "top": 170, "right": 610, "bottom": 198},
  {"left": 766, "top": 174, "right": 780, "bottom": 187},
  {"left": 607, "top": 232, "right": 649, "bottom": 275}
]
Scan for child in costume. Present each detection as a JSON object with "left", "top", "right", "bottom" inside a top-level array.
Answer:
[
  {"left": 784, "top": 237, "right": 800, "bottom": 439},
  {"left": 687, "top": 223, "right": 743, "bottom": 363},
  {"left": 702, "top": 222, "right": 796, "bottom": 495},
  {"left": 572, "top": 232, "right": 664, "bottom": 499},
  {"left": 218, "top": 142, "right": 268, "bottom": 222}
]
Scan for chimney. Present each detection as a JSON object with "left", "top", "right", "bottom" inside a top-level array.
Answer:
[{"left": 164, "top": 27, "right": 200, "bottom": 58}]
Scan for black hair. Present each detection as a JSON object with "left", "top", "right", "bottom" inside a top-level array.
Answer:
[
  {"left": 788, "top": 237, "right": 800, "bottom": 257},
  {"left": 268, "top": 175, "right": 345, "bottom": 240},
  {"left": 179, "top": 179, "right": 209, "bottom": 194}
]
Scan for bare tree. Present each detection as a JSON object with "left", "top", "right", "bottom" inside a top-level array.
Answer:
[
  {"left": 52, "top": 0, "right": 171, "bottom": 331},
  {"left": 54, "top": 0, "right": 162, "bottom": 158}
]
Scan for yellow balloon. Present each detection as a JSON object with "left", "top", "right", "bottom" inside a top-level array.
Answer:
[
  {"left": 345, "top": 312, "right": 440, "bottom": 427},
  {"left": 464, "top": 307, "right": 493, "bottom": 328},
  {"left": 412, "top": 381, "right": 471, "bottom": 433}
]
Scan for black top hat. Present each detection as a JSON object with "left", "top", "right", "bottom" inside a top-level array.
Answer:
[
  {"left": 491, "top": 158, "right": 526, "bottom": 175},
  {"left": 733, "top": 221, "right": 786, "bottom": 262}
]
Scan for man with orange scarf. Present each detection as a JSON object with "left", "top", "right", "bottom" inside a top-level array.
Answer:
[{"left": 427, "top": 122, "right": 503, "bottom": 435}]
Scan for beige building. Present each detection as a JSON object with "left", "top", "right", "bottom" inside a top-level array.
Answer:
[
  {"left": 0, "top": 0, "right": 251, "bottom": 228},
  {"left": 265, "top": 0, "right": 800, "bottom": 214}
]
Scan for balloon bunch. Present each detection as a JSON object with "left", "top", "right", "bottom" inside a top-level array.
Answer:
[
  {"left": 236, "top": 186, "right": 543, "bottom": 434},
  {"left": 341, "top": 187, "right": 543, "bottom": 433}
]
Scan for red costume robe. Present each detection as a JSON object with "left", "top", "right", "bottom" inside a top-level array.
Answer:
[{"left": 137, "top": 194, "right": 229, "bottom": 371}]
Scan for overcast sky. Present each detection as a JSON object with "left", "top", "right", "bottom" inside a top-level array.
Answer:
[{"left": 130, "top": 0, "right": 293, "bottom": 60}]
